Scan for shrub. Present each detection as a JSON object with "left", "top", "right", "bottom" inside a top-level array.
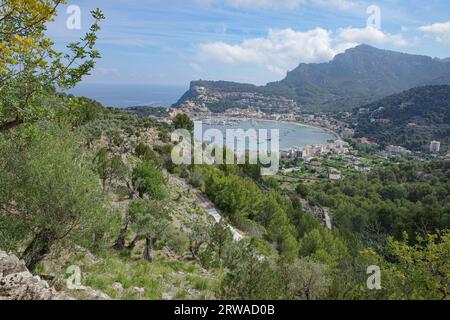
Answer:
[{"left": 132, "top": 161, "right": 167, "bottom": 199}]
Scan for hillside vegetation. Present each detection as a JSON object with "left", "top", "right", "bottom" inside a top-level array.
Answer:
[
  {"left": 355, "top": 85, "right": 450, "bottom": 152},
  {"left": 1, "top": 1, "right": 449, "bottom": 301}
]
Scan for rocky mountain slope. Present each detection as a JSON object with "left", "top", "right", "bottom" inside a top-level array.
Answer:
[
  {"left": 174, "top": 80, "right": 300, "bottom": 114},
  {"left": 175, "top": 45, "right": 450, "bottom": 112},
  {"left": 0, "top": 249, "right": 116, "bottom": 300}
]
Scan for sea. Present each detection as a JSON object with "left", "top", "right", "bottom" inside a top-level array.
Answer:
[
  {"left": 68, "top": 83, "right": 188, "bottom": 108},
  {"left": 68, "top": 84, "right": 333, "bottom": 149},
  {"left": 200, "top": 119, "right": 333, "bottom": 151}
]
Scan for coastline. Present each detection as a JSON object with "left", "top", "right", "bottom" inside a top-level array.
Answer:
[
  {"left": 261, "top": 119, "right": 342, "bottom": 141},
  {"left": 196, "top": 116, "right": 342, "bottom": 142}
]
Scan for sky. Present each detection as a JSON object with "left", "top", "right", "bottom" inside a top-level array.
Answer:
[{"left": 47, "top": 0, "right": 450, "bottom": 87}]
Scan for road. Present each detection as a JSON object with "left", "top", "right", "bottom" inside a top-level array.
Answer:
[
  {"left": 194, "top": 190, "right": 245, "bottom": 241},
  {"left": 323, "top": 208, "right": 332, "bottom": 229},
  {"left": 299, "top": 198, "right": 332, "bottom": 230},
  {"left": 168, "top": 173, "right": 245, "bottom": 242}
]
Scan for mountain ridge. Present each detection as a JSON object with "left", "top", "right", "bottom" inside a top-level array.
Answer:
[{"left": 175, "top": 45, "right": 450, "bottom": 112}]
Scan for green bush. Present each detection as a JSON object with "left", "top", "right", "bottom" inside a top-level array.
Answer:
[{"left": 132, "top": 161, "right": 167, "bottom": 199}]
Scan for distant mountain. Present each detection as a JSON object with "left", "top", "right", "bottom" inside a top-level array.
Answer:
[
  {"left": 174, "top": 80, "right": 300, "bottom": 114},
  {"left": 354, "top": 85, "right": 450, "bottom": 152},
  {"left": 266, "top": 45, "right": 450, "bottom": 110},
  {"left": 175, "top": 45, "right": 450, "bottom": 112}
]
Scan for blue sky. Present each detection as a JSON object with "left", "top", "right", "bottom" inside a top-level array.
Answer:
[{"left": 48, "top": 0, "right": 450, "bottom": 87}]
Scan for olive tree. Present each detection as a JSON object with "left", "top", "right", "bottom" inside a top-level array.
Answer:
[
  {"left": 281, "top": 258, "right": 331, "bottom": 300},
  {"left": 186, "top": 217, "right": 212, "bottom": 260},
  {"left": 132, "top": 160, "right": 167, "bottom": 199},
  {"left": 0, "top": 123, "right": 112, "bottom": 270},
  {"left": 220, "top": 242, "right": 283, "bottom": 300},
  {"left": 94, "top": 148, "right": 128, "bottom": 191},
  {"left": 128, "top": 200, "right": 171, "bottom": 261}
]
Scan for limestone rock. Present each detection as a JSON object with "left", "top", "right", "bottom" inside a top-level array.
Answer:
[
  {"left": 111, "top": 282, "right": 124, "bottom": 291},
  {"left": 0, "top": 250, "right": 72, "bottom": 300},
  {"left": 132, "top": 286, "right": 145, "bottom": 294}
]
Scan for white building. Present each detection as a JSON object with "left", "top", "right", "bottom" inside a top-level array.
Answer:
[{"left": 430, "top": 141, "right": 441, "bottom": 153}]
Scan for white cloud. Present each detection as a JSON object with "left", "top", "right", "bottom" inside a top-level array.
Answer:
[
  {"left": 311, "top": 0, "right": 356, "bottom": 11},
  {"left": 93, "top": 67, "right": 120, "bottom": 77},
  {"left": 196, "top": 25, "right": 411, "bottom": 76},
  {"left": 197, "top": 0, "right": 356, "bottom": 10},
  {"left": 100, "top": 38, "right": 156, "bottom": 48},
  {"left": 196, "top": 0, "right": 305, "bottom": 9},
  {"left": 197, "top": 28, "right": 357, "bottom": 75},
  {"left": 190, "top": 63, "right": 203, "bottom": 73},
  {"left": 418, "top": 21, "right": 450, "bottom": 43},
  {"left": 338, "top": 27, "right": 408, "bottom": 47}
]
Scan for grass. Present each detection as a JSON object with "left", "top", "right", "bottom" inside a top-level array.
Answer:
[
  {"left": 82, "top": 254, "right": 169, "bottom": 299},
  {"left": 166, "top": 260, "right": 198, "bottom": 273},
  {"left": 192, "top": 277, "right": 209, "bottom": 291},
  {"left": 59, "top": 249, "right": 217, "bottom": 300},
  {"left": 174, "top": 288, "right": 189, "bottom": 299}
]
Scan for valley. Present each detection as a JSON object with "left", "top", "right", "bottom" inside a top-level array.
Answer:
[{"left": 1, "top": 1, "right": 450, "bottom": 304}]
